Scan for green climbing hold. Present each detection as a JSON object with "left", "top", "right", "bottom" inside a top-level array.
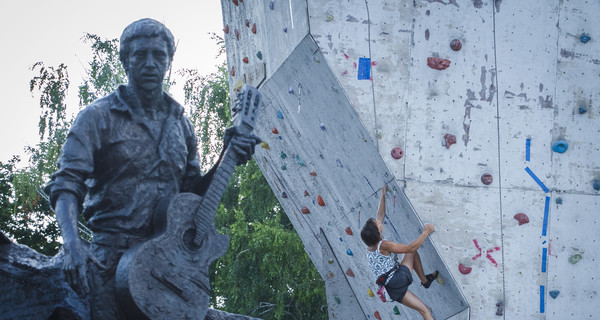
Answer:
[
  {"left": 328, "top": 258, "right": 334, "bottom": 264},
  {"left": 393, "top": 305, "right": 400, "bottom": 315},
  {"left": 280, "top": 151, "right": 287, "bottom": 159},
  {"left": 335, "top": 297, "right": 341, "bottom": 304},
  {"left": 256, "top": 51, "right": 263, "bottom": 60},
  {"left": 568, "top": 253, "right": 582, "bottom": 264},
  {"left": 281, "top": 165, "right": 287, "bottom": 170},
  {"left": 296, "top": 155, "right": 305, "bottom": 166}
]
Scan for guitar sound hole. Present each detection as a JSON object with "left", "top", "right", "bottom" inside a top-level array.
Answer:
[{"left": 183, "top": 228, "right": 202, "bottom": 251}]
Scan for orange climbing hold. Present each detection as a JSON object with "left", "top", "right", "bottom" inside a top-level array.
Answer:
[
  {"left": 374, "top": 311, "right": 381, "bottom": 320},
  {"left": 317, "top": 195, "right": 325, "bottom": 206},
  {"left": 345, "top": 227, "right": 353, "bottom": 235},
  {"left": 309, "top": 171, "right": 317, "bottom": 176},
  {"left": 301, "top": 206, "right": 310, "bottom": 214}
]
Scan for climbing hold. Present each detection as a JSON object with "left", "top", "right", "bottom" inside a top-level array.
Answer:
[
  {"left": 256, "top": 51, "right": 263, "bottom": 60},
  {"left": 481, "top": 173, "right": 493, "bottom": 185},
  {"left": 367, "top": 288, "right": 374, "bottom": 297},
  {"left": 320, "top": 122, "right": 326, "bottom": 131},
  {"left": 450, "top": 39, "right": 462, "bottom": 51},
  {"left": 594, "top": 181, "right": 600, "bottom": 191},
  {"left": 282, "top": 192, "right": 288, "bottom": 199},
  {"left": 281, "top": 165, "right": 287, "bottom": 170},
  {"left": 556, "top": 197, "right": 563, "bottom": 204},
  {"left": 346, "top": 268, "right": 355, "bottom": 277},
  {"left": 288, "top": 87, "right": 294, "bottom": 94},
  {"left": 580, "top": 34, "right": 591, "bottom": 43},
  {"left": 251, "top": 23, "right": 256, "bottom": 34},
  {"left": 336, "top": 159, "right": 343, "bottom": 167},
  {"left": 296, "top": 155, "right": 306, "bottom": 166},
  {"left": 391, "top": 147, "right": 403, "bottom": 159},
  {"left": 304, "top": 190, "right": 309, "bottom": 196},
  {"left": 317, "top": 195, "right": 325, "bottom": 206},
  {"left": 568, "top": 253, "right": 582, "bottom": 264},
  {"left": 549, "top": 290, "right": 560, "bottom": 299},
  {"left": 233, "top": 79, "right": 244, "bottom": 92},
  {"left": 309, "top": 171, "right": 317, "bottom": 176},
  {"left": 301, "top": 206, "right": 310, "bottom": 214},
  {"left": 346, "top": 249, "right": 353, "bottom": 256},
  {"left": 328, "top": 258, "right": 334, "bottom": 264},
  {"left": 552, "top": 140, "right": 568, "bottom": 153},
  {"left": 345, "top": 227, "right": 353, "bottom": 235},
  {"left": 393, "top": 305, "right": 400, "bottom": 315},
  {"left": 232, "top": 0, "right": 238, "bottom": 6},
  {"left": 283, "top": 27, "right": 288, "bottom": 33},
  {"left": 326, "top": 14, "right": 334, "bottom": 22},
  {"left": 436, "top": 272, "right": 444, "bottom": 284},
  {"left": 513, "top": 213, "right": 529, "bottom": 225},
  {"left": 458, "top": 263, "right": 472, "bottom": 274},
  {"left": 335, "top": 297, "right": 341, "bottom": 304},
  {"left": 223, "top": 24, "right": 229, "bottom": 34},
  {"left": 427, "top": 57, "right": 451, "bottom": 70},
  {"left": 230, "top": 66, "right": 235, "bottom": 77},
  {"left": 579, "top": 106, "right": 587, "bottom": 114},
  {"left": 444, "top": 134, "right": 457, "bottom": 148},
  {"left": 260, "top": 142, "right": 270, "bottom": 150},
  {"left": 269, "top": 1, "right": 274, "bottom": 10},
  {"left": 245, "top": 19, "right": 250, "bottom": 27},
  {"left": 374, "top": 311, "right": 381, "bottom": 320},
  {"left": 425, "top": 29, "right": 430, "bottom": 40},
  {"left": 339, "top": 237, "right": 343, "bottom": 242},
  {"left": 496, "top": 302, "right": 504, "bottom": 316},
  {"left": 280, "top": 151, "right": 287, "bottom": 159},
  {"left": 272, "top": 127, "right": 278, "bottom": 134},
  {"left": 234, "top": 29, "right": 239, "bottom": 41},
  {"left": 341, "top": 70, "right": 348, "bottom": 75},
  {"left": 242, "top": 57, "right": 249, "bottom": 64},
  {"left": 328, "top": 272, "right": 334, "bottom": 278},
  {"left": 277, "top": 110, "right": 284, "bottom": 119}
]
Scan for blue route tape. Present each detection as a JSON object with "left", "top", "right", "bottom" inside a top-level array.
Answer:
[
  {"left": 526, "top": 139, "right": 531, "bottom": 161},
  {"left": 540, "top": 285, "right": 545, "bottom": 313},
  {"left": 525, "top": 167, "right": 549, "bottom": 192},
  {"left": 541, "top": 247, "right": 547, "bottom": 272},
  {"left": 542, "top": 196, "right": 550, "bottom": 236}
]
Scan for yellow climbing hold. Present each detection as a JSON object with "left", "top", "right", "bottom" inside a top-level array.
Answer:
[
  {"left": 260, "top": 142, "right": 270, "bottom": 150},
  {"left": 326, "top": 14, "right": 334, "bottom": 22},
  {"left": 436, "top": 272, "right": 444, "bottom": 284},
  {"left": 368, "top": 288, "right": 374, "bottom": 297},
  {"left": 233, "top": 79, "right": 244, "bottom": 92}
]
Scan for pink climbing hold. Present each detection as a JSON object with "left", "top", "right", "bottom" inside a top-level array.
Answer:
[
  {"left": 343, "top": 53, "right": 349, "bottom": 60},
  {"left": 317, "top": 195, "right": 325, "bottom": 206},
  {"left": 301, "top": 206, "right": 310, "bottom": 214},
  {"left": 427, "top": 57, "right": 451, "bottom": 70},
  {"left": 450, "top": 39, "right": 462, "bottom": 51},
  {"left": 346, "top": 268, "right": 355, "bottom": 277},
  {"left": 514, "top": 213, "right": 529, "bottom": 225},
  {"left": 458, "top": 263, "right": 472, "bottom": 275},
  {"left": 481, "top": 173, "right": 493, "bottom": 185},
  {"left": 391, "top": 147, "right": 403, "bottom": 159},
  {"left": 444, "top": 134, "right": 457, "bottom": 148},
  {"left": 345, "top": 227, "right": 353, "bottom": 235}
]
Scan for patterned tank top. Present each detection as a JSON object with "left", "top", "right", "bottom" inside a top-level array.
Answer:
[{"left": 367, "top": 241, "right": 403, "bottom": 278}]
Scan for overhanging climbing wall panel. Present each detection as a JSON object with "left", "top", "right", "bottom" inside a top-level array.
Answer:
[{"left": 254, "top": 34, "right": 468, "bottom": 320}]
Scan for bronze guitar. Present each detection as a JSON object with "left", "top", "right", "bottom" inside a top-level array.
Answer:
[{"left": 116, "top": 84, "right": 261, "bottom": 319}]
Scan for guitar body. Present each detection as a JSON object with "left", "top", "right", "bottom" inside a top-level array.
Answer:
[{"left": 116, "top": 193, "right": 229, "bottom": 320}]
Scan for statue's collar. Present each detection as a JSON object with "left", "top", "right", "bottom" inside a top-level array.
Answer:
[{"left": 112, "top": 85, "right": 184, "bottom": 119}]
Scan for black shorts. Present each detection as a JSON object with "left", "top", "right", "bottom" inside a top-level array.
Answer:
[{"left": 385, "top": 265, "right": 413, "bottom": 302}]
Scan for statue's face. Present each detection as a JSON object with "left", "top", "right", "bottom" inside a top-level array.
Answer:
[{"left": 126, "top": 36, "right": 170, "bottom": 92}]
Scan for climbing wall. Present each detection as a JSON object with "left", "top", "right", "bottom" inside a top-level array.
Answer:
[{"left": 220, "top": 0, "right": 600, "bottom": 319}]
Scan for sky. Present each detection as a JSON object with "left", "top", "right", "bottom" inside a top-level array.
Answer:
[{"left": 0, "top": 0, "right": 225, "bottom": 163}]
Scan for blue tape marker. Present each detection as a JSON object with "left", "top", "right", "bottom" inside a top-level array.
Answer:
[
  {"left": 541, "top": 248, "right": 547, "bottom": 272},
  {"left": 542, "top": 196, "right": 550, "bottom": 236},
  {"left": 525, "top": 167, "right": 549, "bottom": 192},
  {"left": 540, "top": 285, "right": 545, "bottom": 313},
  {"left": 358, "top": 58, "right": 371, "bottom": 80},
  {"left": 526, "top": 139, "right": 531, "bottom": 161}
]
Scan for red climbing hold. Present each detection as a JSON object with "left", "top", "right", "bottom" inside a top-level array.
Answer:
[
  {"left": 301, "top": 206, "right": 310, "bottom": 214},
  {"left": 235, "top": 29, "right": 239, "bottom": 40},
  {"left": 271, "top": 127, "right": 278, "bottom": 134},
  {"left": 245, "top": 19, "right": 250, "bottom": 27},
  {"left": 252, "top": 23, "right": 257, "bottom": 34},
  {"left": 450, "top": 39, "right": 462, "bottom": 51},
  {"left": 304, "top": 190, "right": 309, "bottom": 196},
  {"left": 371, "top": 61, "right": 377, "bottom": 66},
  {"left": 232, "top": 0, "right": 238, "bottom": 6},
  {"left": 427, "top": 57, "right": 451, "bottom": 70},
  {"left": 345, "top": 227, "right": 353, "bottom": 235},
  {"left": 374, "top": 311, "right": 381, "bottom": 320},
  {"left": 346, "top": 268, "right": 355, "bottom": 277},
  {"left": 444, "top": 134, "right": 456, "bottom": 148},
  {"left": 481, "top": 173, "right": 493, "bottom": 185},
  {"left": 309, "top": 171, "right": 317, "bottom": 176},
  {"left": 458, "top": 263, "right": 472, "bottom": 274},
  {"left": 343, "top": 53, "right": 349, "bottom": 60},
  {"left": 317, "top": 195, "right": 325, "bottom": 206},
  {"left": 514, "top": 213, "right": 529, "bottom": 225},
  {"left": 391, "top": 147, "right": 403, "bottom": 159},
  {"left": 223, "top": 25, "right": 229, "bottom": 34},
  {"left": 243, "top": 57, "right": 249, "bottom": 64},
  {"left": 230, "top": 66, "right": 235, "bottom": 77}
]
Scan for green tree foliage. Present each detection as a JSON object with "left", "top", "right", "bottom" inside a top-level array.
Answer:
[{"left": 181, "top": 63, "right": 327, "bottom": 319}]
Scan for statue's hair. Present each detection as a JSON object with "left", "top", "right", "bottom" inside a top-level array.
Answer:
[
  {"left": 360, "top": 218, "right": 380, "bottom": 247},
  {"left": 119, "top": 18, "right": 175, "bottom": 69}
]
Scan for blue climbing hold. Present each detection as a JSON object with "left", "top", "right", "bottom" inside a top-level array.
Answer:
[
  {"left": 288, "top": 87, "right": 294, "bottom": 94},
  {"left": 579, "top": 106, "right": 587, "bottom": 114},
  {"left": 346, "top": 249, "right": 353, "bottom": 256},
  {"left": 320, "top": 122, "right": 326, "bottom": 131},
  {"left": 552, "top": 140, "right": 568, "bottom": 153},
  {"left": 580, "top": 34, "right": 591, "bottom": 43},
  {"left": 549, "top": 290, "right": 560, "bottom": 299},
  {"left": 339, "top": 237, "right": 343, "bottom": 242},
  {"left": 283, "top": 27, "right": 288, "bottom": 33},
  {"left": 277, "top": 110, "right": 284, "bottom": 119},
  {"left": 296, "top": 155, "right": 306, "bottom": 166},
  {"left": 269, "top": 1, "right": 274, "bottom": 10},
  {"left": 594, "top": 181, "right": 600, "bottom": 191},
  {"left": 555, "top": 197, "right": 563, "bottom": 205}
]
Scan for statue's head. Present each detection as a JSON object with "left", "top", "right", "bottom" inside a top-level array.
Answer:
[{"left": 119, "top": 18, "right": 175, "bottom": 74}]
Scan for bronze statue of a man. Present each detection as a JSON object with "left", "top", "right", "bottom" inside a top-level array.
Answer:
[{"left": 45, "top": 18, "right": 259, "bottom": 319}]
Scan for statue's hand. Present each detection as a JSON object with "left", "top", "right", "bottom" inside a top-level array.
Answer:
[
  {"left": 224, "top": 126, "right": 262, "bottom": 165},
  {"left": 62, "top": 240, "right": 104, "bottom": 296}
]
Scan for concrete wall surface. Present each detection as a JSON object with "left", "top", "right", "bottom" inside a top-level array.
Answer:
[{"left": 221, "top": 0, "right": 600, "bottom": 319}]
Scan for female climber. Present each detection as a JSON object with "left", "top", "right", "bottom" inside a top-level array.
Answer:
[{"left": 361, "top": 185, "right": 438, "bottom": 320}]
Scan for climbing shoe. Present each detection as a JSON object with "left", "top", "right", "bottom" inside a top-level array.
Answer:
[{"left": 422, "top": 271, "right": 439, "bottom": 289}]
